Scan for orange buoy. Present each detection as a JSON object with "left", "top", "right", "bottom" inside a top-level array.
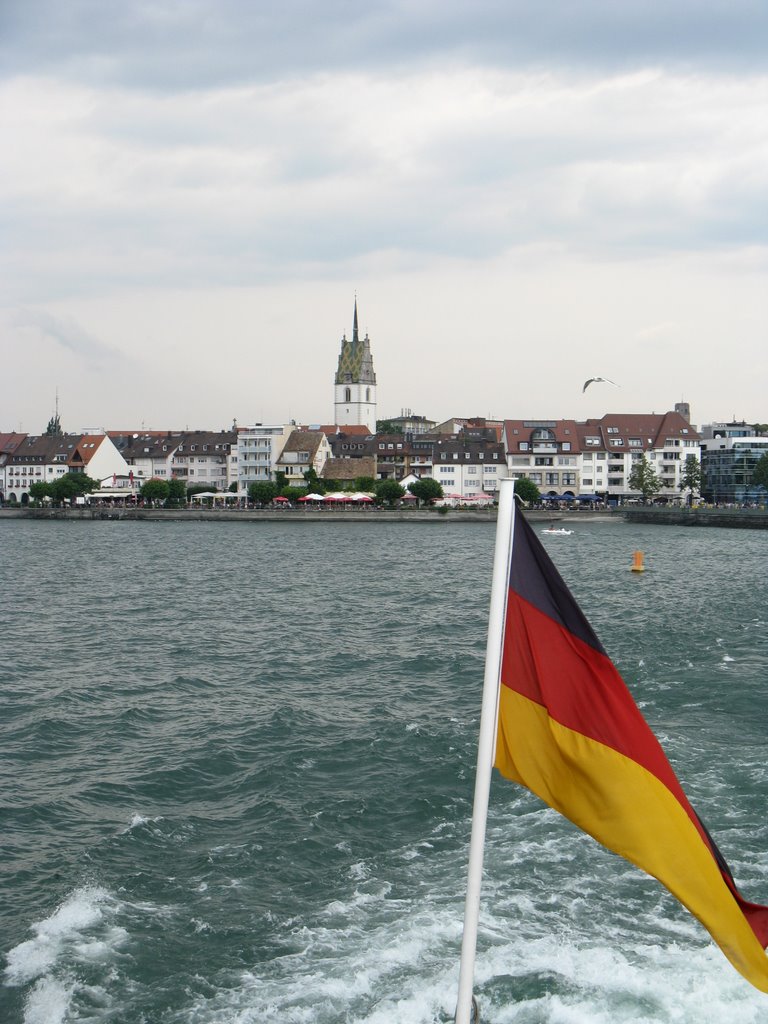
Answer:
[{"left": 631, "top": 550, "right": 645, "bottom": 572}]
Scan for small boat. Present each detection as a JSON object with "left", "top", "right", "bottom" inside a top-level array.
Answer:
[{"left": 542, "top": 527, "right": 573, "bottom": 535}]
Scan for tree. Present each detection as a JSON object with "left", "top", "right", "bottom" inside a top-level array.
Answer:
[
  {"left": 140, "top": 478, "right": 170, "bottom": 503},
  {"left": 44, "top": 413, "right": 63, "bottom": 436},
  {"left": 679, "top": 454, "right": 702, "bottom": 504},
  {"left": 752, "top": 453, "right": 768, "bottom": 492},
  {"left": 248, "top": 481, "right": 278, "bottom": 504},
  {"left": 167, "top": 478, "right": 188, "bottom": 506},
  {"left": 628, "top": 455, "right": 661, "bottom": 501},
  {"left": 274, "top": 471, "right": 288, "bottom": 492},
  {"left": 283, "top": 486, "right": 306, "bottom": 503},
  {"left": 353, "top": 476, "right": 376, "bottom": 493},
  {"left": 408, "top": 478, "right": 443, "bottom": 505},
  {"left": 375, "top": 479, "right": 405, "bottom": 505},
  {"left": 302, "top": 467, "right": 324, "bottom": 493},
  {"left": 751, "top": 424, "right": 768, "bottom": 436},
  {"left": 376, "top": 420, "right": 404, "bottom": 434},
  {"left": 512, "top": 477, "right": 540, "bottom": 505},
  {"left": 28, "top": 481, "right": 52, "bottom": 503},
  {"left": 50, "top": 473, "right": 100, "bottom": 503}
]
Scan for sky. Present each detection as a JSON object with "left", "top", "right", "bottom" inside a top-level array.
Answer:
[{"left": 1, "top": 0, "right": 766, "bottom": 434}]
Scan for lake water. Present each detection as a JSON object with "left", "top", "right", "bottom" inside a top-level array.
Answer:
[{"left": 2, "top": 517, "right": 768, "bottom": 1023}]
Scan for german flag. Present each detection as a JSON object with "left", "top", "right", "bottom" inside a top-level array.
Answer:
[{"left": 494, "top": 508, "right": 768, "bottom": 990}]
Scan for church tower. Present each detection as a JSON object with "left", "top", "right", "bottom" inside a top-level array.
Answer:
[{"left": 334, "top": 299, "right": 377, "bottom": 433}]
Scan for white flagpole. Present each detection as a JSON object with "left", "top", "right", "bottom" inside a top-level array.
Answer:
[{"left": 455, "top": 479, "right": 516, "bottom": 1024}]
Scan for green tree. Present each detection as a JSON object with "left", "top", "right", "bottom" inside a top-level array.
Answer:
[
  {"left": 50, "top": 473, "right": 100, "bottom": 502},
  {"left": 376, "top": 420, "right": 404, "bottom": 434},
  {"left": 752, "top": 453, "right": 768, "bottom": 492},
  {"left": 274, "top": 471, "right": 288, "bottom": 492},
  {"left": 375, "top": 479, "right": 405, "bottom": 505},
  {"left": 751, "top": 424, "right": 768, "bottom": 436},
  {"left": 353, "top": 476, "right": 376, "bottom": 493},
  {"left": 248, "top": 481, "right": 278, "bottom": 504},
  {"left": 408, "top": 478, "right": 443, "bottom": 505},
  {"left": 140, "top": 478, "right": 170, "bottom": 503},
  {"left": 512, "top": 477, "right": 541, "bottom": 505},
  {"left": 283, "top": 486, "right": 306, "bottom": 503},
  {"left": 167, "top": 478, "right": 188, "bottom": 506},
  {"left": 44, "top": 413, "right": 63, "bottom": 436},
  {"left": 28, "top": 481, "right": 53, "bottom": 503},
  {"left": 302, "top": 467, "right": 322, "bottom": 493},
  {"left": 679, "top": 454, "right": 702, "bottom": 504},
  {"left": 628, "top": 455, "right": 661, "bottom": 501}
]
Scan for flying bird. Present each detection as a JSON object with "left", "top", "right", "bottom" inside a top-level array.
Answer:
[{"left": 582, "top": 376, "right": 619, "bottom": 393}]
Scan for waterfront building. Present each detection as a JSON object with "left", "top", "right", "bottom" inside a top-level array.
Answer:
[
  {"left": 700, "top": 434, "right": 768, "bottom": 504},
  {"left": 503, "top": 411, "right": 701, "bottom": 503},
  {"left": 430, "top": 436, "right": 506, "bottom": 499},
  {"left": 334, "top": 300, "right": 377, "bottom": 433},
  {"left": 110, "top": 431, "right": 178, "bottom": 482},
  {"left": 504, "top": 419, "right": 582, "bottom": 495},
  {"left": 3, "top": 432, "right": 129, "bottom": 503},
  {"left": 578, "top": 412, "right": 701, "bottom": 502},
  {"left": 169, "top": 431, "right": 237, "bottom": 489},
  {"left": 237, "top": 423, "right": 294, "bottom": 494},
  {"left": 0, "top": 432, "right": 27, "bottom": 502},
  {"left": 275, "top": 430, "right": 332, "bottom": 485}
]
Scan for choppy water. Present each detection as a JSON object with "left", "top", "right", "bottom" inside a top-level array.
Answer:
[{"left": 1, "top": 517, "right": 767, "bottom": 1023}]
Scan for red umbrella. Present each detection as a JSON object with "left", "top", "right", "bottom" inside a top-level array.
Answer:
[{"left": 273, "top": 496, "right": 290, "bottom": 503}]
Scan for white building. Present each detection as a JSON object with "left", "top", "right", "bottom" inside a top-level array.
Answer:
[
  {"left": 3, "top": 433, "right": 129, "bottom": 503},
  {"left": 503, "top": 411, "right": 702, "bottom": 502},
  {"left": 431, "top": 437, "right": 507, "bottom": 499},
  {"left": 237, "top": 424, "right": 294, "bottom": 493}
]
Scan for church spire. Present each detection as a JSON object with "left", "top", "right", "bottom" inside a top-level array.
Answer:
[{"left": 353, "top": 295, "right": 359, "bottom": 344}]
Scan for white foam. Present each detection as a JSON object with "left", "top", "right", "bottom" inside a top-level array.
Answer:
[
  {"left": 22, "top": 976, "right": 74, "bottom": 1024},
  {"left": 124, "top": 813, "right": 163, "bottom": 832},
  {"left": 5, "top": 886, "right": 111, "bottom": 986}
]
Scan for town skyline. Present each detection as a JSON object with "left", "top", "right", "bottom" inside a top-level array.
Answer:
[{"left": 2, "top": 2, "right": 766, "bottom": 431}]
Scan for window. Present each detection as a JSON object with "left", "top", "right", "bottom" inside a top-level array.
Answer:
[
  {"left": 606, "top": 427, "right": 618, "bottom": 434},
  {"left": 629, "top": 438, "right": 641, "bottom": 447},
  {"left": 585, "top": 437, "right": 600, "bottom": 446},
  {"left": 562, "top": 443, "right": 571, "bottom": 451},
  {"left": 519, "top": 442, "right": 529, "bottom": 451}
]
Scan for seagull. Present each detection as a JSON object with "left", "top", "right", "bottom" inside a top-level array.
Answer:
[{"left": 582, "top": 376, "right": 619, "bottom": 393}]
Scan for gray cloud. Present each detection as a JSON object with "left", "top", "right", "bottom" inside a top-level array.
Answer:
[
  {"left": 2, "top": 0, "right": 767, "bottom": 92},
  {"left": 13, "top": 308, "right": 126, "bottom": 367}
]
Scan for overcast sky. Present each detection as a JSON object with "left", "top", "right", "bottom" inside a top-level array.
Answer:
[{"left": 2, "top": 0, "right": 766, "bottom": 433}]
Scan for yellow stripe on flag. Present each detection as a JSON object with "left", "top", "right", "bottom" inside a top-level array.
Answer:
[{"left": 495, "top": 685, "right": 768, "bottom": 991}]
